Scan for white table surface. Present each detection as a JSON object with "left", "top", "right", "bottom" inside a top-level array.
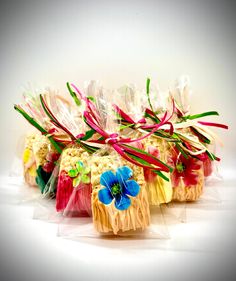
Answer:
[{"left": 0, "top": 170, "right": 236, "bottom": 281}]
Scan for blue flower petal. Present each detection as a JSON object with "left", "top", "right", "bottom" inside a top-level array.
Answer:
[
  {"left": 98, "top": 188, "right": 113, "bottom": 205},
  {"left": 100, "top": 170, "right": 117, "bottom": 190},
  {"left": 123, "top": 180, "right": 140, "bottom": 197},
  {"left": 114, "top": 194, "right": 131, "bottom": 211},
  {"left": 116, "top": 166, "right": 133, "bottom": 185}
]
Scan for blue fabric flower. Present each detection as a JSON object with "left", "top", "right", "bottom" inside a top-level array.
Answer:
[{"left": 98, "top": 166, "right": 140, "bottom": 211}]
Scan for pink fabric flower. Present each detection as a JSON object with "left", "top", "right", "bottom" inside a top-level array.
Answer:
[
  {"left": 169, "top": 148, "right": 202, "bottom": 187},
  {"left": 197, "top": 152, "right": 213, "bottom": 177}
]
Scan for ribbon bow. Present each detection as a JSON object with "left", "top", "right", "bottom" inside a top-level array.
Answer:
[{"left": 83, "top": 109, "right": 172, "bottom": 174}]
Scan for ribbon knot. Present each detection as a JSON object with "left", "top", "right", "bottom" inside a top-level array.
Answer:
[{"left": 105, "top": 133, "right": 120, "bottom": 145}]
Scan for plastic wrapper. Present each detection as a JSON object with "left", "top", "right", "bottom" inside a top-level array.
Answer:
[
  {"left": 32, "top": 134, "right": 60, "bottom": 193},
  {"left": 143, "top": 136, "right": 173, "bottom": 205},
  {"left": 90, "top": 150, "right": 150, "bottom": 234},
  {"left": 115, "top": 84, "right": 173, "bottom": 205},
  {"left": 56, "top": 144, "right": 91, "bottom": 217},
  {"left": 112, "top": 82, "right": 187, "bottom": 222},
  {"left": 14, "top": 89, "right": 69, "bottom": 193},
  {"left": 58, "top": 149, "right": 168, "bottom": 238},
  {"left": 58, "top": 83, "right": 169, "bottom": 238},
  {"left": 7, "top": 131, "right": 43, "bottom": 205},
  {"left": 168, "top": 77, "right": 223, "bottom": 205}
]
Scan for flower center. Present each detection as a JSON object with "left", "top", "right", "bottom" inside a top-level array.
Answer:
[
  {"left": 111, "top": 183, "right": 121, "bottom": 196},
  {"left": 176, "top": 162, "right": 185, "bottom": 173}
]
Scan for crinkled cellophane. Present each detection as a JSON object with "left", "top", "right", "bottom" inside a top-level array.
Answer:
[
  {"left": 90, "top": 154, "right": 150, "bottom": 235},
  {"left": 32, "top": 134, "right": 56, "bottom": 168},
  {"left": 56, "top": 145, "right": 91, "bottom": 214}
]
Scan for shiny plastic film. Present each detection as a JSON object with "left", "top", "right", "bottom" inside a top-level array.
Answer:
[
  {"left": 92, "top": 151, "right": 149, "bottom": 234},
  {"left": 33, "top": 144, "right": 91, "bottom": 221},
  {"left": 57, "top": 144, "right": 91, "bottom": 217},
  {"left": 143, "top": 137, "right": 173, "bottom": 205},
  {"left": 58, "top": 148, "right": 169, "bottom": 239}
]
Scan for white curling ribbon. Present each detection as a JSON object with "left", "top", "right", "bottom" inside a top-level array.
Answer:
[
  {"left": 137, "top": 119, "right": 222, "bottom": 156},
  {"left": 81, "top": 141, "right": 105, "bottom": 149},
  {"left": 157, "top": 119, "right": 223, "bottom": 146},
  {"left": 192, "top": 124, "right": 224, "bottom": 147}
]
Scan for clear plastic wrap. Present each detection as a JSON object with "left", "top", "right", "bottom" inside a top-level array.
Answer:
[
  {"left": 58, "top": 148, "right": 169, "bottom": 239},
  {"left": 32, "top": 134, "right": 60, "bottom": 193},
  {"left": 7, "top": 131, "right": 43, "bottom": 206},
  {"left": 58, "top": 82, "right": 169, "bottom": 238},
  {"left": 168, "top": 145, "right": 205, "bottom": 202},
  {"left": 91, "top": 150, "right": 150, "bottom": 235},
  {"left": 112, "top": 81, "right": 187, "bottom": 222},
  {"left": 56, "top": 144, "right": 91, "bottom": 217},
  {"left": 168, "top": 76, "right": 225, "bottom": 205},
  {"left": 143, "top": 137, "right": 173, "bottom": 205}
]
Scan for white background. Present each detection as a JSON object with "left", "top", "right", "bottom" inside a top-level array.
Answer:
[{"left": 0, "top": 1, "right": 236, "bottom": 281}]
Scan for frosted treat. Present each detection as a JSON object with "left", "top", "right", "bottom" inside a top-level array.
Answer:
[
  {"left": 91, "top": 154, "right": 150, "bottom": 235},
  {"left": 169, "top": 147, "right": 204, "bottom": 201},
  {"left": 56, "top": 145, "right": 91, "bottom": 216}
]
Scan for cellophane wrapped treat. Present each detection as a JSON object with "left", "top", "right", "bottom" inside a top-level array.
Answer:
[
  {"left": 90, "top": 150, "right": 150, "bottom": 235},
  {"left": 56, "top": 144, "right": 91, "bottom": 217},
  {"left": 143, "top": 137, "right": 173, "bottom": 205},
  {"left": 15, "top": 89, "right": 67, "bottom": 192},
  {"left": 168, "top": 145, "right": 205, "bottom": 202},
  {"left": 33, "top": 84, "right": 104, "bottom": 219},
  {"left": 115, "top": 85, "right": 173, "bottom": 206},
  {"left": 58, "top": 148, "right": 168, "bottom": 239},
  {"left": 57, "top": 82, "right": 169, "bottom": 238},
  {"left": 113, "top": 77, "right": 228, "bottom": 207},
  {"left": 32, "top": 134, "right": 60, "bottom": 193}
]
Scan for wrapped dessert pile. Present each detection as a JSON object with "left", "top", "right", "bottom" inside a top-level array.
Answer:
[{"left": 14, "top": 77, "right": 228, "bottom": 236}]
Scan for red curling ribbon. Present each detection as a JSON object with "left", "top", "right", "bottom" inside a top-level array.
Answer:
[{"left": 198, "top": 121, "right": 228, "bottom": 129}]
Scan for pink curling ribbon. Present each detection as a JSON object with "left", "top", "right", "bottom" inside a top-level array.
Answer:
[{"left": 197, "top": 121, "right": 228, "bottom": 129}]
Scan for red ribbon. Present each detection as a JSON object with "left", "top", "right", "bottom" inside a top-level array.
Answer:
[{"left": 198, "top": 121, "right": 228, "bottom": 129}]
